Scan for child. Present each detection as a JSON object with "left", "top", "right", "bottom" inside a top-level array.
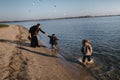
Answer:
[
  {"left": 81, "top": 39, "right": 93, "bottom": 63},
  {"left": 48, "top": 34, "right": 59, "bottom": 51}
]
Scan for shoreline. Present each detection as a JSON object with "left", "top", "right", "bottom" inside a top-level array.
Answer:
[
  {"left": 0, "top": 25, "right": 95, "bottom": 80},
  {"left": 0, "top": 15, "right": 120, "bottom": 23}
]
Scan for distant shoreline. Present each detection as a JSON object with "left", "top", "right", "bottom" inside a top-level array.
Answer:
[{"left": 0, "top": 14, "right": 120, "bottom": 23}]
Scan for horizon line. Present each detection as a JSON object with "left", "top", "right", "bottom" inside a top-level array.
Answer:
[{"left": 0, "top": 14, "right": 120, "bottom": 23}]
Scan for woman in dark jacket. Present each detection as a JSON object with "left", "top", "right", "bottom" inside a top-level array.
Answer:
[{"left": 29, "top": 23, "right": 46, "bottom": 47}]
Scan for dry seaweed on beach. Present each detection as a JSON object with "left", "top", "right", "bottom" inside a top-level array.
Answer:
[{"left": 0, "top": 24, "right": 9, "bottom": 28}]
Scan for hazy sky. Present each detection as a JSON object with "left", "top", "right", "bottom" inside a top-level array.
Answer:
[{"left": 0, "top": 0, "right": 120, "bottom": 21}]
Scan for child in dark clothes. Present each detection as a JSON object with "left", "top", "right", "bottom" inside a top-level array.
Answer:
[{"left": 48, "top": 34, "right": 59, "bottom": 51}]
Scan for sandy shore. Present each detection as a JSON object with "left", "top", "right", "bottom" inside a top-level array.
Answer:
[{"left": 0, "top": 25, "right": 96, "bottom": 80}]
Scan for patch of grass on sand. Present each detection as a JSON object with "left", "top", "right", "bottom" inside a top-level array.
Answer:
[{"left": 0, "top": 24, "right": 9, "bottom": 28}]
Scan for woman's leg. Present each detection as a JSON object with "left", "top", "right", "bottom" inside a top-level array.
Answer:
[{"left": 31, "top": 37, "right": 36, "bottom": 47}]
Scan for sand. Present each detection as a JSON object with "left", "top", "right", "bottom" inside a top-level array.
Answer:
[{"left": 0, "top": 25, "right": 96, "bottom": 80}]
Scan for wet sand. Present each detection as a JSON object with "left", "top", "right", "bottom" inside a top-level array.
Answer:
[{"left": 0, "top": 25, "right": 95, "bottom": 80}]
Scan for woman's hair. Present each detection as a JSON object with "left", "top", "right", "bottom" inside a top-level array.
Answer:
[{"left": 82, "top": 39, "right": 90, "bottom": 45}]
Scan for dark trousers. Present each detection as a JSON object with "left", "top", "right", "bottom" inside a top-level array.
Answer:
[
  {"left": 31, "top": 36, "right": 39, "bottom": 47},
  {"left": 82, "top": 55, "right": 91, "bottom": 62}
]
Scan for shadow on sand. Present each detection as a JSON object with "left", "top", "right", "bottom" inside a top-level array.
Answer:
[
  {"left": 0, "top": 39, "right": 30, "bottom": 47},
  {"left": 17, "top": 46, "right": 58, "bottom": 58},
  {"left": 0, "top": 39, "right": 46, "bottom": 48},
  {"left": 0, "top": 39, "right": 85, "bottom": 66}
]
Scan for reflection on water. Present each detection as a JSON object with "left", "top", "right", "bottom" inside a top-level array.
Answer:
[{"left": 3, "top": 16, "right": 120, "bottom": 80}]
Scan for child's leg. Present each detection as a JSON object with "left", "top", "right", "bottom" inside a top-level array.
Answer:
[
  {"left": 53, "top": 45, "right": 58, "bottom": 53},
  {"left": 82, "top": 55, "right": 86, "bottom": 62},
  {"left": 53, "top": 45, "right": 57, "bottom": 50},
  {"left": 51, "top": 45, "right": 57, "bottom": 56},
  {"left": 87, "top": 55, "right": 91, "bottom": 62}
]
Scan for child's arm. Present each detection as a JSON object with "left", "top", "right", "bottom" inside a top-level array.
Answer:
[{"left": 89, "top": 44, "right": 93, "bottom": 53}]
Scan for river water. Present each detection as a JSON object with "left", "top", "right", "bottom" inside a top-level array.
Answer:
[{"left": 2, "top": 16, "right": 120, "bottom": 80}]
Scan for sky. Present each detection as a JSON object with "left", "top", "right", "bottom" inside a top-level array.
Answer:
[{"left": 0, "top": 0, "right": 120, "bottom": 21}]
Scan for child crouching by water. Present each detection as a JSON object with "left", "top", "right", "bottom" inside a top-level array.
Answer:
[
  {"left": 48, "top": 34, "right": 59, "bottom": 53},
  {"left": 81, "top": 39, "right": 93, "bottom": 64}
]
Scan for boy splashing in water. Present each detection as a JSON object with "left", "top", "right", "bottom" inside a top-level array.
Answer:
[{"left": 81, "top": 39, "right": 93, "bottom": 64}]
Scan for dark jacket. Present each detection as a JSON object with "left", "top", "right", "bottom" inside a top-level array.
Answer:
[
  {"left": 48, "top": 35, "right": 58, "bottom": 45},
  {"left": 29, "top": 25, "right": 45, "bottom": 37}
]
